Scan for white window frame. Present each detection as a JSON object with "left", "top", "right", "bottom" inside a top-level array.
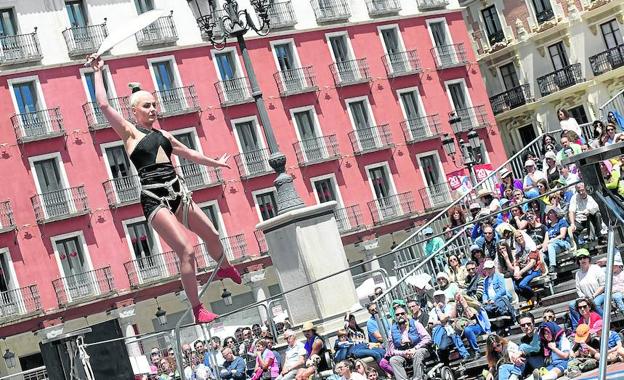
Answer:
[
  {"left": 425, "top": 18, "right": 454, "bottom": 47},
  {"left": 231, "top": 115, "right": 269, "bottom": 175},
  {"left": 100, "top": 140, "right": 138, "bottom": 204},
  {"left": 396, "top": 86, "right": 427, "bottom": 120},
  {"left": 310, "top": 173, "right": 345, "bottom": 207},
  {"left": 377, "top": 24, "right": 407, "bottom": 54},
  {"left": 444, "top": 78, "right": 475, "bottom": 110},
  {"left": 345, "top": 96, "right": 379, "bottom": 151},
  {"left": 50, "top": 230, "right": 96, "bottom": 303},
  {"left": 122, "top": 216, "right": 167, "bottom": 284},
  {"left": 479, "top": 4, "right": 506, "bottom": 48},
  {"left": 0, "top": 247, "right": 25, "bottom": 314},
  {"left": 196, "top": 200, "right": 230, "bottom": 263},
  {"left": 415, "top": 150, "right": 451, "bottom": 208},
  {"left": 269, "top": 38, "right": 303, "bottom": 72},
  {"left": 365, "top": 162, "right": 400, "bottom": 221},
  {"left": 211, "top": 47, "right": 245, "bottom": 81},
  {"left": 496, "top": 60, "right": 523, "bottom": 92},
  {"left": 289, "top": 105, "right": 327, "bottom": 162},
  {"left": 170, "top": 127, "right": 205, "bottom": 166},
  {"left": 28, "top": 152, "right": 76, "bottom": 219},
  {"left": 252, "top": 187, "right": 278, "bottom": 222},
  {"left": 8, "top": 75, "right": 49, "bottom": 136},
  {"left": 147, "top": 55, "right": 184, "bottom": 90},
  {"left": 325, "top": 31, "right": 356, "bottom": 63},
  {"left": 79, "top": 65, "right": 117, "bottom": 102}
]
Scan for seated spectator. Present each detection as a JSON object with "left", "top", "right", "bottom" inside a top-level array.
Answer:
[
  {"left": 221, "top": 347, "right": 247, "bottom": 380},
  {"left": 475, "top": 225, "right": 499, "bottom": 260},
  {"left": 464, "top": 260, "right": 484, "bottom": 301},
  {"left": 454, "top": 292, "right": 491, "bottom": 360},
  {"left": 511, "top": 189, "right": 528, "bottom": 211},
  {"left": 158, "top": 356, "right": 179, "bottom": 380},
  {"left": 436, "top": 272, "right": 459, "bottom": 301},
  {"left": 353, "top": 360, "right": 368, "bottom": 376},
  {"left": 482, "top": 260, "right": 515, "bottom": 320},
  {"left": 366, "top": 302, "right": 390, "bottom": 345},
  {"left": 544, "top": 151, "right": 559, "bottom": 185},
  {"left": 544, "top": 206, "right": 571, "bottom": 273},
  {"left": 577, "top": 323, "right": 624, "bottom": 363},
  {"left": 604, "top": 122, "right": 620, "bottom": 145},
  {"left": 556, "top": 135, "right": 582, "bottom": 164},
  {"left": 410, "top": 278, "right": 434, "bottom": 312},
  {"left": 568, "top": 324, "right": 600, "bottom": 378},
  {"left": 252, "top": 340, "right": 278, "bottom": 380},
  {"left": 523, "top": 159, "right": 547, "bottom": 199},
  {"left": 485, "top": 334, "right": 524, "bottom": 380},
  {"left": 468, "top": 202, "right": 482, "bottom": 221},
  {"left": 389, "top": 305, "right": 431, "bottom": 380},
  {"left": 534, "top": 322, "right": 571, "bottom": 380},
  {"left": 541, "top": 134, "right": 559, "bottom": 155},
  {"left": 422, "top": 227, "right": 446, "bottom": 269},
  {"left": 576, "top": 298, "right": 603, "bottom": 335},
  {"left": 448, "top": 205, "right": 466, "bottom": 228},
  {"left": 525, "top": 209, "right": 549, "bottom": 259},
  {"left": 528, "top": 198, "right": 546, "bottom": 223},
  {"left": 223, "top": 337, "right": 237, "bottom": 352},
  {"left": 276, "top": 330, "right": 306, "bottom": 380},
  {"left": 569, "top": 249, "right": 605, "bottom": 329},
  {"left": 496, "top": 241, "right": 515, "bottom": 277},
  {"left": 537, "top": 179, "right": 551, "bottom": 206},
  {"left": 266, "top": 337, "right": 281, "bottom": 372},
  {"left": 478, "top": 188, "right": 501, "bottom": 214},
  {"left": 509, "top": 205, "right": 528, "bottom": 230},
  {"left": 334, "top": 360, "right": 366, "bottom": 380},
  {"left": 495, "top": 222, "right": 516, "bottom": 248},
  {"left": 446, "top": 254, "right": 468, "bottom": 287},
  {"left": 470, "top": 244, "right": 488, "bottom": 277},
  {"left": 429, "top": 291, "right": 471, "bottom": 361},
  {"left": 512, "top": 230, "right": 543, "bottom": 302},
  {"left": 150, "top": 348, "right": 161, "bottom": 375},
  {"left": 344, "top": 313, "right": 385, "bottom": 363},
  {"left": 407, "top": 298, "right": 429, "bottom": 327},
  {"left": 602, "top": 160, "right": 621, "bottom": 193},
  {"left": 333, "top": 330, "right": 353, "bottom": 362},
  {"left": 498, "top": 167, "right": 523, "bottom": 199},
  {"left": 558, "top": 164, "right": 579, "bottom": 192},
  {"left": 295, "top": 322, "right": 329, "bottom": 380},
  {"left": 365, "top": 367, "right": 378, "bottom": 380},
  {"left": 569, "top": 182, "right": 605, "bottom": 244},
  {"left": 612, "top": 253, "right": 624, "bottom": 314},
  {"left": 518, "top": 312, "right": 545, "bottom": 377}
]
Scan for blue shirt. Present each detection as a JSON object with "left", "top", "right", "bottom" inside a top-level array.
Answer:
[
  {"left": 367, "top": 316, "right": 390, "bottom": 343},
  {"left": 609, "top": 331, "right": 621, "bottom": 349},
  {"left": 547, "top": 218, "right": 569, "bottom": 239}
]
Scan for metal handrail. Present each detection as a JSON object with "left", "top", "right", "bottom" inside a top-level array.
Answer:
[{"left": 600, "top": 87, "right": 624, "bottom": 119}]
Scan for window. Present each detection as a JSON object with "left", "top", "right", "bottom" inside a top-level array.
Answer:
[
  {"left": 200, "top": 204, "right": 223, "bottom": 235},
  {"left": 601, "top": 19, "right": 623, "bottom": 49},
  {"left": 234, "top": 118, "right": 269, "bottom": 176},
  {"left": 481, "top": 5, "right": 504, "bottom": 45},
  {"left": 215, "top": 50, "right": 240, "bottom": 80},
  {"left": 274, "top": 42, "right": 297, "bottom": 72},
  {"left": 499, "top": 62, "right": 520, "bottom": 90},
  {"left": 134, "top": 0, "right": 154, "bottom": 14},
  {"left": 532, "top": 0, "right": 553, "bottom": 23},
  {"left": 517, "top": 124, "right": 537, "bottom": 148},
  {"left": 417, "top": 152, "right": 448, "bottom": 207},
  {"left": 32, "top": 156, "right": 71, "bottom": 218},
  {"left": 367, "top": 163, "right": 399, "bottom": 219},
  {"left": 368, "top": 166, "right": 393, "bottom": 200},
  {"left": 429, "top": 21, "right": 448, "bottom": 47},
  {"left": 149, "top": 57, "right": 184, "bottom": 113},
  {"left": 448, "top": 82, "right": 469, "bottom": 110},
  {"left": 313, "top": 177, "right": 338, "bottom": 203},
  {"left": 125, "top": 220, "right": 164, "bottom": 281},
  {"left": 255, "top": 190, "right": 278, "bottom": 221},
  {"left": 399, "top": 90, "right": 422, "bottom": 121},
  {"left": 214, "top": 49, "right": 249, "bottom": 101},
  {"left": 82, "top": 68, "right": 115, "bottom": 125},
  {"left": 0, "top": 250, "right": 13, "bottom": 294},
  {"left": 103, "top": 144, "right": 137, "bottom": 203},
  {"left": 568, "top": 105, "right": 589, "bottom": 124},
  {"left": 12, "top": 80, "right": 47, "bottom": 136},
  {"left": 273, "top": 41, "right": 304, "bottom": 91},
  {"left": 0, "top": 8, "right": 17, "bottom": 36},
  {"left": 328, "top": 33, "right": 358, "bottom": 82},
  {"left": 398, "top": 88, "right": 432, "bottom": 139},
  {"left": 292, "top": 108, "right": 325, "bottom": 161},
  {"left": 347, "top": 98, "right": 378, "bottom": 150},
  {"left": 548, "top": 42, "right": 568, "bottom": 70},
  {"left": 0, "top": 248, "right": 20, "bottom": 314},
  {"left": 196, "top": 202, "right": 226, "bottom": 264},
  {"left": 66, "top": 1, "right": 87, "bottom": 27},
  {"left": 379, "top": 26, "right": 406, "bottom": 73},
  {"left": 172, "top": 130, "right": 206, "bottom": 188},
  {"left": 55, "top": 235, "right": 92, "bottom": 299}
]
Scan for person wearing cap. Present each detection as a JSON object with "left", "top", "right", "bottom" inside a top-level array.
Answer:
[
  {"left": 498, "top": 167, "right": 523, "bottom": 200},
  {"left": 568, "top": 182, "right": 605, "bottom": 245},
  {"left": 436, "top": 271, "right": 459, "bottom": 301},
  {"left": 389, "top": 305, "right": 431, "bottom": 380},
  {"left": 478, "top": 188, "right": 501, "bottom": 214},
  {"left": 610, "top": 252, "right": 624, "bottom": 313},
  {"left": 568, "top": 249, "right": 605, "bottom": 329},
  {"left": 523, "top": 159, "right": 547, "bottom": 199},
  {"left": 568, "top": 324, "right": 600, "bottom": 377},
  {"left": 469, "top": 244, "right": 488, "bottom": 277},
  {"left": 469, "top": 202, "right": 482, "bottom": 220},
  {"left": 534, "top": 322, "right": 570, "bottom": 380},
  {"left": 276, "top": 330, "right": 306, "bottom": 380},
  {"left": 544, "top": 205, "right": 571, "bottom": 274},
  {"left": 429, "top": 291, "right": 471, "bottom": 361},
  {"left": 475, "top": 224, "right": 499, "bottom": 261},
  {"left": 543, "top": 151, "right": 560, "bottom": 185},
  {"left": 482, "top": 260, "right": 515, "bottom": 322}
]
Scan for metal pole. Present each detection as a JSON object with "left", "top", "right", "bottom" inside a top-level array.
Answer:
[
  {"left": 598, "top": 224, "right": 616, "bottom": 380},
  {"left": 236, "top": 34, "right": 304, "bottom": 214}
]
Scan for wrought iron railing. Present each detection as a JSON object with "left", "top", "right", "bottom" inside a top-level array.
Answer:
[
  {"left": 293, "top": 135, "right": 340, "bottom": 166},
  {"left": 0, "top": 365, "right": 48, "bottom": 380},
  {"left": 103, "top": 176, "right": 141, "bottom": 208},
  {"left": 52, "top": 266, "right": 114, "bottom": 306},
  {"left": 400, "top": 114, "right": 440, "bottom": 143},
  {"left": 62, "top": 23, "right": 107, "bottom": 57},
  {"left": 135, "top": 14, "right": 178, "bottom": 47},
  {"left": 418, "top": 182, "right": 454, "bottom": 210},
  {"left": 416, "top": 0, "right": 449, "bottom": 10},
  {"left": 124, "top": 250, "right": 180, "bottom": 288},
  {"left": 234, "top": 148, "right": 272, "bottom": 179},
  {"left": 31, "top": 186, "right": 89, "bottom": 223},
  {"left": 11, "top": 107, "right": 65, "bottom": 143},
  {"left": 489, "top": 84, "right": 533, "bottom": 115},
  {"left": 365, "top": 0, "right": 401, "bottom": 16},
  {"left": 154, "top": 85, "right": 201, "bottom": 117},
  {"left": 0, "top": 285, "right": 40, "bottom": 322},
  {"left": 589, "top": 44, "right": 624, "bottom": 77},
  {"left": 274, "top": 66, "right": 317, "bottom": 96},
  {"left": 268, "top": 1, "right": 297, "bottom": 28},
  {"left": 449, "top": 105, "right": 489, "bottom": 133},
  {"left": 222, "top": 234, "right": 249, "bottom": 261},
  {"left": 0, "top": 31, "right": 43, "bottom": 65},
  {"left": 82, "top": 96, "right": 132, "bottom": 131},
  {"left": 215, "top": 77, "right": 253, "bottom": 106},
  {"left": 334, "top": 205, "right": 365, "bottom": 233},
  {"left": 177, "top": 164, "right": 223, "bottom": 190},
  {"left": 430, "top": 43, "right": 468, "bottom": 69},
  {"left": 536, "top": 63, "right": 584, "bottom": 97},
  {"left": 348, "top": 124, "right": 394, "bottom": 154},
  {"left": 367, "top": 192, "right": 417, "bottom": 224},
  {"left": 194, "top": 243, "right": 216, "bottom": 271},
  {"left": 254, "top": 230, "right": 268, "bottom": 255},
  {"left": 0, "top": 201, "right": 16, "bottom": 233},
  {"left": 330, "top": 58, "right": 371, "bottom": 86},
  {"left": 383, "top": 50, "right": 421, "bottom": 77},
  {"left": 487, "top": 30, "right": 506, "bottom": 46},
  {"left": 536, "top": 8, "right": 555, "bottom": 24},
  {"left": 310, "top": 0, "right": 351, "bottom": 22}
]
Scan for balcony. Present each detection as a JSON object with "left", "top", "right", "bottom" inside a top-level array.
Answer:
[
  {"left": 215, "top": 77, "right": 253, "bottom": 107},
  {"left": 330, "top": 58, "right": 371, "bottom": 87},
  {"left": 450, "top": 105, "right": 489, "bottom": 133},
  {"left": 348, "top": 124, "right": 394, "bottom": 155},
  {"left": 365, "top": 0, "right": 401, "bottom": 16},
  {"left": 154, "top": 85, "right": 201, "bottom": 117},
  {"left": 135, "top": 14, "right": 178, "bottom": 48},
  {"left": 274, "top": 67, "right": 318, "bottom": 97},
  {"left": 62, "top": 23, "right": 107, "bottom": 57},
  {"left": 82, "top": 96, "right": 132, "bottom": 131},
  {"left": 536, "top": 8, "right": 555, "bottom": 24},
  {"left": 31, "top": 186, "right": 89, "bottom": 224},
  {"left": 416, "top": 0, "right": 449, "bottom": 10},
  {"left": 268, "top": 1, "right": 297, "bottom": 28},
  {"left": 489, "top": 84, "right": 533, "bottom": 115},
  {"left": 400, "top": 114, "right": 441, "bottom": 143},
  {"left": 52, "top": 267, "right": 114, "bottom": 307},
  {"left": 311, "top": 0, "right": 351, "bottom": 23},
  {"left": 536, "top": 63, "right": 584, "bottom": 97},
  {"left": 221, "top": 234, "right": 249, "bottom": 261},
  {"left": 124, "top": 250, "right": 180, "bottom": 288},
  {"left": 589, "top": 44, "right": 624, "bottom": 77},
  {"left": 418, "top": 182, "right": 453, "bottom": 211},
  {"left": 334, "top": 205, "right": 365, "bottom": 233},
  {"left": 254, "top": 230, "right": 268, "bottom": 255},
  {"left": 194, "top": 243, "right": 216, "bottom": 271},
  {"left": 103, "top": 176, "right": 141, "bottom": 208},
  {"left": 487, "top": 30, "right": 506, "bottom": 46},
  {"left": 0, "top": 285, "right": 41, "bottom": 323},
  {"left": 11, "top": 108, "right": 65, "bottom": 144},
  {"left": 431, "top": 44, "right": 468, "bottom": 70},
  {"left": 234, "top": 148, "right": 272, "bottom": 179},
  {"left": 0, "top": 31, "right": 43, "bottom": 65},
  {"left": 0, "top": 201, "right": 16, "bottom": 233},
  {"left": 177, "top": 164, "right": 223, "bottom": 191},
  {"left": 367, "top": 192, "right": 417, "bottom": 225},
  {"left": 383, "top": 50, "right": 421, "bottom": 78},
  {"left": 293, "top": 135, "right": 341, "bottom": 166}
]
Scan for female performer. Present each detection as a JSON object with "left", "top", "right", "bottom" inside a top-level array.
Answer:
[{"left": 88, "top": 55, "right": 241, "bottom": 324}]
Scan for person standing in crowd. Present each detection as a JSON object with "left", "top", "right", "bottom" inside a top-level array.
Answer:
[{"left": 558, "top": 108, "right": 582, "bottom": 140}]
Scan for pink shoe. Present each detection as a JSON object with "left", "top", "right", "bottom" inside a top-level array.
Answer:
[
  {"left": 217, "top": 265, "right": 242, "bottom": 284},
  {"left": 193, "top": 304, "right": 218, "bottom": 324}
]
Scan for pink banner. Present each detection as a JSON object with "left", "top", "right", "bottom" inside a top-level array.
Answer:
[{"left": 474, "top": 163, "right": 494, "bottom": 182}]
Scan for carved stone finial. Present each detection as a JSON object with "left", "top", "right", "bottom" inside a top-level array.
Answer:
[{"left": 515, "top": 18, "right": 527, "bottom": 41}]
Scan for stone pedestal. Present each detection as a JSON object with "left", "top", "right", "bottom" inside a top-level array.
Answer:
[
  {"left": 257, "top": 202, "right": 358, "bottom": 325},
  {"left": 245, "top": 269, "right": 269, "bottom": 323},
  {"left": 112, "top": 305, "right": 141, "bottom": 357}
]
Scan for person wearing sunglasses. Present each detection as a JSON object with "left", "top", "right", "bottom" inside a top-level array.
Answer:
[
  {"left": 534, "top": 322, "right": 570, "bottom": 380},
  {"left": 388, "top": 306, "right": 431, "bottom": 380},
  {"left": 575, "top": 298, "right": 602, "bottom": 336},
  {"left": 542, "top": 309, "right": 556, "bottom": 324},
  {"left": 485, "top": 334, "right": 524, "bottom": 380},
  {"left": 517, "top": 312, "right": 544, "bottom": 377},
  {"left": 568, "top": 249, "right": 605, "bottom": 330}
]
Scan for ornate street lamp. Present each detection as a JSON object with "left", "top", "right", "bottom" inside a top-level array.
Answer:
[
  {"left": 187, "top": 0, "right": 305, "bottom": 215},
  {"left": 444, "top": 114, "right": 483, "bottom": 187}
]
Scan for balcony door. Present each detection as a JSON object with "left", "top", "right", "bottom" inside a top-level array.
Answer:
[
  {"left": 380, "top": 27, "right": 406, "bottom": 73},
  {"left": 0, "top": 9, "right": 23, "bottom": 60},
  {"left": 34, "top": 158, "right": 70, "bottom": 218},
  {"left": 399, "top": 90, "right": 429, "bottom": 139},
  {"left": 199, "top": 204, "right": 227, "bottom": 262},
  {"left": 235, "top": 120, "right": 267, "bottom": 175},
  {"left": 274, "top": 43, "right": 303, "bottom": 92},
  {"left": 215, "top": 51, "right": 248, "bottom": 101},
  {"left": 13, "top": 81, "right": 47, "bottom": 137},
  {"left": 135, "top": 0, "right": 154, "bottom": 13},
  {"left": 418, "top": 153, "right": 448, "bottom": 207},
  {"left": 429, "top": 21, "right": 455, "bottom": 66},
  {"left": 55, "top": 236, "right": 92, "bottom": 301},
  {"left": 127, "top": 221, "right": 163, "bottom": 282},
  {"left": 66, "top": 1, "right": 94, "bottom": 51},
  {"left": 329, "top": 35, "right": 356, "bottom": 82},
  {"left": 448, "top": 82, "right": 474, "bottom": 130},
  {"left": 255, "top": 191, "right": 278, "bottom": 221},
  {"left": 482, "top": 5, "right": 503, "bottom": 46},
  {"left": 174, "top": 132, "right": 204, "bottom": 188},
  {"left": 152, "top": 60, "right": 183, "bottom": 113},
  {"left": 532, "top": 0, "right": 553, "bottom": 23},
  {"left": 0, "top": 251, "right": 19, "bottom": 316},
  {"left": 548, "top": 42, "right": 568, "bottom": 70},
  {"left": 601, "top": 20, "right": 624, "bottom": 70},
  {"left": 105, "top": 145, "right": 136, "bottom": 203},
  {"left": 368, "top": 166, "right": 397, "bottom": 219},
  {"left": 293, "top": 109, "right": 324, "bottom": 162},
  {"left": 348, "top": 100, "right": 378, "bottom": 151},
  {"left": 85, "top": 71, "right": 113, "bottom": 124}
]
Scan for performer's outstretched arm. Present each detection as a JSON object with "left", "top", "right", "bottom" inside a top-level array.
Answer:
[{"left": 161, "top": 129, "right": 231, "bottom": 169}]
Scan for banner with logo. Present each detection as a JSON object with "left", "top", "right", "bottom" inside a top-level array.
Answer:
[{"left": 446, "top": 168, "right": 471, "bottom": 195}]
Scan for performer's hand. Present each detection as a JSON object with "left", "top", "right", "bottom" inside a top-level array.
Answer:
[
  {"left": 216, "top": 153, "right": 231, "bottom": 169},
  {"left": 87, "top": 54, "right": 103, "bottom": 71}
]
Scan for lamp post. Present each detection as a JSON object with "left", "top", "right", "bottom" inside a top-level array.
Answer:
[
  {"left": 187, "top": 0, "right": 305, "bottom": 215},
  {"left": 443, "top": 113, "right": 483, "bottom": 187}
]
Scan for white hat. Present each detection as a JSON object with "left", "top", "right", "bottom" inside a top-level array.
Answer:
[
  {"left": 433, "top": 290, "right": 445, "bottom": 298},
  {"left": 499, "top": 168, "right": 512, "bottom": 178},
  {"left": 524, "top": 159, "right": 535, "bottom": 167},
  {"left": 545, "top": 151, "right": 556, "bottom": 160},
  {"left": 436, "top": 272, "right": 449, "bottom": 281},
  {"left": 483, "top": 260, "right": 496, "bottom": 269}
]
